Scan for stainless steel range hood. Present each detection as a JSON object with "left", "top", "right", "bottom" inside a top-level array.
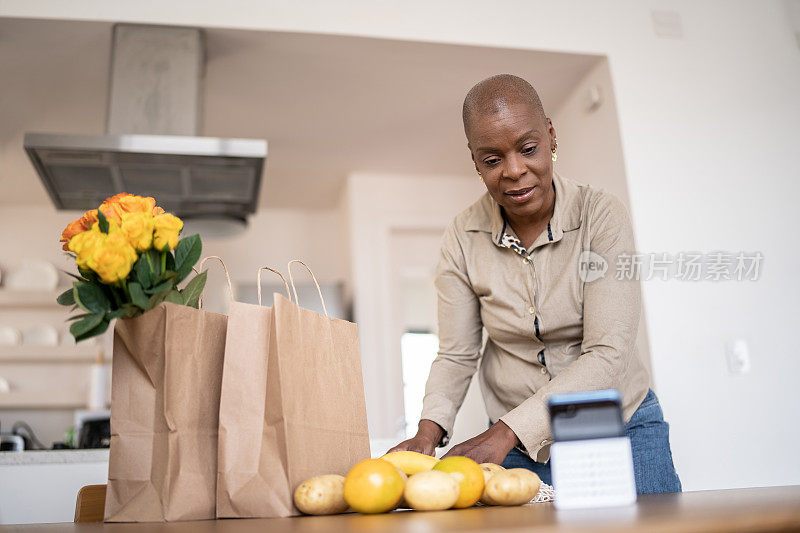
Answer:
[
  {"left": 24, "top": 24, "right": 266, "bottom": 224},
  {"left": 24, "top": 132, "right": 265, "bottom": 218}
]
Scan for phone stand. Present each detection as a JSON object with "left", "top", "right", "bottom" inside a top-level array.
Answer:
[{"left": 551, "top": 436, "right": 637, "bottom": 509}]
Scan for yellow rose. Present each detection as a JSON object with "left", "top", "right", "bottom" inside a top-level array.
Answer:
[
  {"left": 86, "top": 232, "right": 138, "bottom": 284},
  {"left": 153, "top": 213, "right": 183, "bottom": 251},
  {"left": 68, "top": 226, "right": 107, "bottom": 269},
  {"left": 120, "top": 211, "right": 154, "bottom": 251}
]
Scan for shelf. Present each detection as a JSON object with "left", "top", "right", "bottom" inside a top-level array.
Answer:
[
  {"left": 0, "top": 289, "right": 69, "bottom": 309},
  {"left": 0, "top": 391, "right": 87, "bottom": 409},
  {"left": 0, "top": 345, "right": 106, "bottom": 364}
]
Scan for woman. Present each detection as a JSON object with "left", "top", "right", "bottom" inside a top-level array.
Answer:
[{"left": 389, "top": 74, "right": 681, "bottom": 494}]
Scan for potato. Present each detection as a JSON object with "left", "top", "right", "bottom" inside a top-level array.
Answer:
[
  {"left": 294, "top": 474, "right": 349, "bottom": 515},
  {"left": 479, "top": 462, "right": 505, "bottom": 474},
  {"left": 479, "top": 463, "right": 505, "bottom": 505},
  {"left": 483, "top": 469, "right": 540, "bottom": 506},
  {"left": 403, "top": 470, "right": 460, "bottom": 511}
]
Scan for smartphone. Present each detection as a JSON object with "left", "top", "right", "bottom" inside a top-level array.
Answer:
[{"left": 548, "top": 389, "right": 624, "bottom": 442}]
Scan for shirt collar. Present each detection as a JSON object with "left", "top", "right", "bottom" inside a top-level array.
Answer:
[{"left": 464, "top": 171, "right": 583, "bottom": 244}]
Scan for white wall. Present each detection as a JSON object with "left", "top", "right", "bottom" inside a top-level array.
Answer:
[
  {"left": 388, "top": 228, "right": 489, "bottom": 452},
  {"left": 0, "top": 205, "right": 347, "bottom": 283},
  {"left": 551, "top": 57, "right": 653, "bottom": 382},
  {"left": 346, "top": 173, "right": 485, "bottom": 440},
  {"left": 3, "top": 0, "right": 800, "bottom": 491}
]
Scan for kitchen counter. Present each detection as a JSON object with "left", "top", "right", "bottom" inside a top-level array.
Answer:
[
  {"left": 1, "top": 442, "right": 398, "bottom": 525},
  {"left": 0, "top": 449, "right": 108, "bottom": 465},
  {"left": 0, "top": 450, "right": 108, "bottom": 525},
  {"left": 3, "top": 486, "right": 800, "bottom": 533}
]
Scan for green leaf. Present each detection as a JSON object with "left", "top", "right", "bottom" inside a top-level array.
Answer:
[
  {"left": 78, "top": 267, "right": 98, "bottom": 283},
  {"left": 107, "top": 308, "right": 128, "bottom": 320},
  {"left": 133, "top": 255, "right": 154, "bottom": 289},
  {"left": 156, "top": 270, "right": 179, "bottom": 285},
  {"left": 70, "top": 313, "right": 104, "bottom": 339},
  {"left": 73, "top": 282, "right": 110, "bottom": 314},
  {"left": 165, "top": 251, "right": 176, "bottom": 272},
  {"left": 145, "top": 280, "right": 172, "bottom": 295},
  {"left": 75, "top": 318, "right": 110, "bottom": 342},
  {"left": 57, "top": 287, "right": 76, "bottom": 306},
  {"left": 128, "top": 281, "right": 148, "bottom": 309},
  {"left": 97, "top": 210, "right": 109, "bottom": 233},
  {"left": 174, "top": 234, "right": 202, "bottom": 283},
  {"left": 164, "top": 290, "right": 185, "bottom": 305},
  {"left": 106, "top": 284, "right": 124, "bottom": 308},
  {"left": 145, "top": 288, "right": 172, "bottom": 311},
  {"left": 66, "top": 313, "right": 91, "bottom": 322},
  {"left": 145, "top": 249, "right": 162, "bottom": 279},
  {"left": 63, "top": 270, "right": 89, "bottom": 283},
  {"left": 180, "top": 271, "right": 207, "bottom": 308}
]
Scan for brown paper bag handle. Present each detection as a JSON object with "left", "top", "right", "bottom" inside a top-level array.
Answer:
[
  {"left": 197, "top": 255, "right": 234, "bottom": 309},
  {"left": 257, "top": 266, "right": 291, "bottom": 306},
  {"left": 287, "top": 260, "right": 329, "bottom": 317}
]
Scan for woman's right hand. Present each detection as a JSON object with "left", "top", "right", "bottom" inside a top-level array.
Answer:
[{"left": 386, "top": 419, "right": 444, "bottom": 456}]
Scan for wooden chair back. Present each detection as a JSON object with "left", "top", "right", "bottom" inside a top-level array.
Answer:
[{"left": 74, "top": 484, "right": 107, "bottom": 523}]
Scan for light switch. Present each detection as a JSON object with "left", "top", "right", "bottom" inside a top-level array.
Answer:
[{"left": 725, "top": 339, "right": 751, "bottom": 375}]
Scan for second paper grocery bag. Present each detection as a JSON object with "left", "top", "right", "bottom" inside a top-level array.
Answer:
[{"left": 216, "top": 261, "right": 370, "bottom": 518}]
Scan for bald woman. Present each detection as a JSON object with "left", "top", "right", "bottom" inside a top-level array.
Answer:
[{"left": 389, "top": 74, "right": 681, "bottom": 494}]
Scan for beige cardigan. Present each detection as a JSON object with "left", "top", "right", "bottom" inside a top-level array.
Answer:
[{"left": 420, "top": 172, "right": 650, "bottom": 462}]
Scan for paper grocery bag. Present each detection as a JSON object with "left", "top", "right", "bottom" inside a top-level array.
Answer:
[
  {"left": 216, "top": 261, "right": 370, "bottom": 518},
  {"left": 104, "top": 259, "right": 229, "bottom": 522}
]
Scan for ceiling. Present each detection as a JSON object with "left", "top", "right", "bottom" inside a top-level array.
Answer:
[{"left": 0, "top": 17, "right": 600, "bottom": 209}]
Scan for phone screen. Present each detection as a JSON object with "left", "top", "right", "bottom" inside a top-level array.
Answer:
[{"left": 548, "top": 389, "right": 625, "bottom": 442}]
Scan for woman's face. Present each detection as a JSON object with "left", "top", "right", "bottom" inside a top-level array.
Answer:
[{"left": 467, "top": 100, "right": 556, "bottom": 221}]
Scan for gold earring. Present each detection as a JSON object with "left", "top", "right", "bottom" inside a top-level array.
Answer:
[
  {"left": 478, "top": 172, "right": 484, "bottom": 183},
  {"left": 551, "top": 150, "right": 558, "bottom": 162}
]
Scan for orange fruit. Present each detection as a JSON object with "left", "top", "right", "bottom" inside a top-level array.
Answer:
[
  {"left": 343, "top": 458, "right": 405, "bottom": 514},
  {"left": 432, "top": 456, "right": 485, "bottom": 508}
]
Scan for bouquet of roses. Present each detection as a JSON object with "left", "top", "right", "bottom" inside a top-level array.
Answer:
[{"left": 57, "top": 193, "right": 206, "bottom": 342}]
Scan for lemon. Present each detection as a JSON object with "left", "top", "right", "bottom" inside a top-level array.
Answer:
[
  {"left": 344, "top": 458, "right": 404, "bottom": 514},
  {"left": 432, "top": 456, "right": 485, "bottom": 508},
  {"left": 381, "top": 450, "right": 439, "bottom": 475}
]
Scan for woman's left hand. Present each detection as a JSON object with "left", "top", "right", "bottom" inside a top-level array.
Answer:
[{"left": 441, "top": 420, "right": 520, "bottom": 465}]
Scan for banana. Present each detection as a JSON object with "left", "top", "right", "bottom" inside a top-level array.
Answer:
[{"left": 380, "top": 451, "right": 439, "bottom": 475}]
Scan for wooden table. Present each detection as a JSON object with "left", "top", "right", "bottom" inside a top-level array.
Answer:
[{"left": 4, "top": 486, "right": 800, "bottom": 533}]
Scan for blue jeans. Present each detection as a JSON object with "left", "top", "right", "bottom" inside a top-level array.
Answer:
[{"left": 501, "top": 389, "right": 682, "bottom": 494}]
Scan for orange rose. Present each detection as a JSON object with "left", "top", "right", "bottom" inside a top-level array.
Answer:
[
  {"left": 114, "top": 194, "right": 156, "bottom": 214},
  {"left": 60, "top": 217, "right": 90, "bottom": 251},
  {"left": 82, "top": 209, "right": 99, "bottom": 227},
  {"left": 97, "top": 201, "right": 124, "bottom": 222},
  {"left": 60, "top": 194, "right": 165, "bottom": 251},
  {"left": 60, "top": 208, "right": 104, "bottom": 250}
]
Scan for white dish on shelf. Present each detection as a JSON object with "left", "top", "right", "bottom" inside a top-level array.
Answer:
[
  {"left": 0, "top": 326, "right": 22, "bottom": 346},
  {"left": 22, "top": 325, "right": 59, "bottom": 346},
  {"left": 4, "top": 260, "right": 59, "bottom": 291}
]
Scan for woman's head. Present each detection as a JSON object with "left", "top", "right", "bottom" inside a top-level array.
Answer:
[{"left": 463, "top": 74, "right": 556, "bottom": 221}]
